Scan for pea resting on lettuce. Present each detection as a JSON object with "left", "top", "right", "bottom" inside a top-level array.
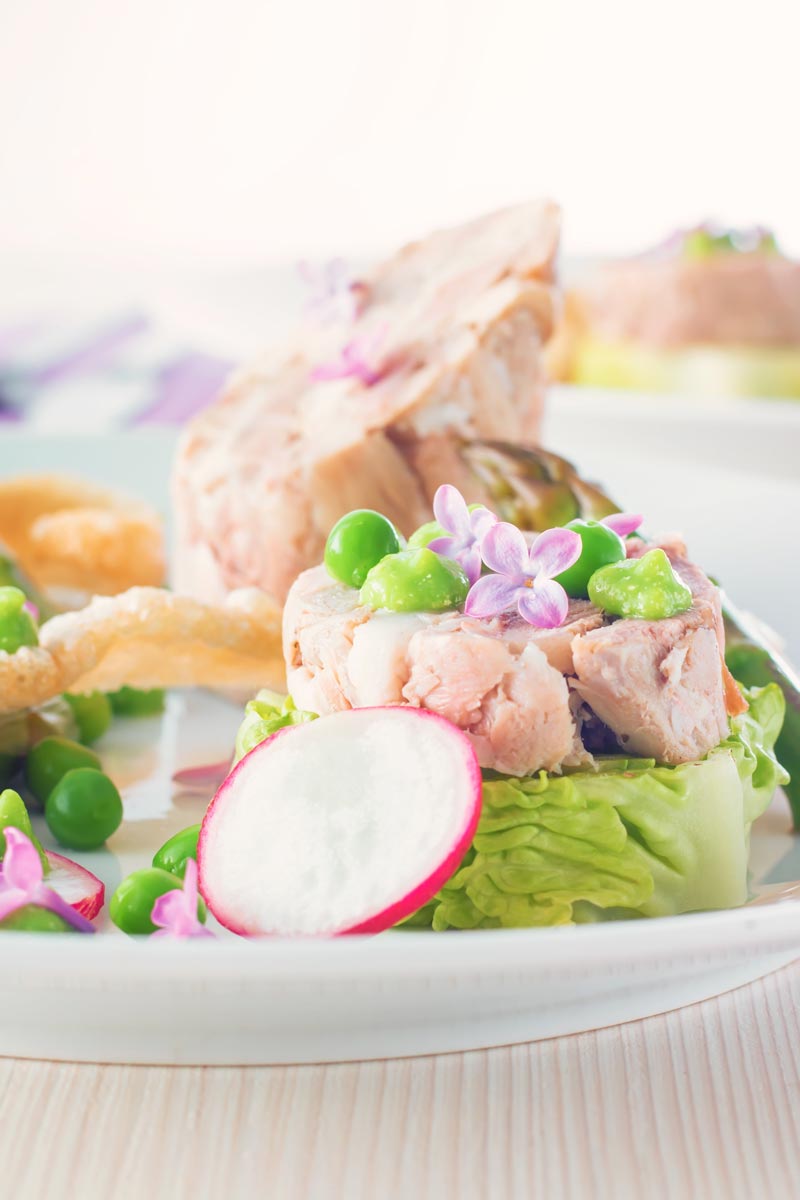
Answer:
[
  {"left": 0, "top": 788, "right": 49, "bottom": 873},
  {"left": 407, "top": 684, "right": 788, "bottom": 930},
  {"left": 234, "top": 690, "right": 317, "bottom": 765}
]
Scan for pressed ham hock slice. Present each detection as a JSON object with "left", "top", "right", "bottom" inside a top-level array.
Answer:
[
  {"left": 173, "top": 202, "right": 560, "bottom": 604},
  {"left": 282, "top": 541, "right": 738, "bottom": 777}
]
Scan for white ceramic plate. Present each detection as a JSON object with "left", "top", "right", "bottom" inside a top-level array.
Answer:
[{"left": 0, "top": 400, "right": 799, "bottom": 1065}]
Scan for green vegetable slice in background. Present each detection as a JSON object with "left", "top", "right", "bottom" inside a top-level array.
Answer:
[
  {"left": 64, "top": 692, "right": 113, "bottom": 745},
  {"left": 108, "top": 687, "right": 166, "bottom": 717}
]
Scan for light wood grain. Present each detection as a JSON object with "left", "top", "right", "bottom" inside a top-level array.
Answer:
[{"left": 2, "top": 962, "right": 799, "bottom": 1200}]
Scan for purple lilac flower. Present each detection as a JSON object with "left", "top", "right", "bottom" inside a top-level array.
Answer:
[
  {"left": 427, "top": 485, "right": 497, "bottom": 586},
  {"left": 150, "top": 859, "right": 214, "bottom": 940},
  {"left": 601, "top": 512, "right": 643, "bottom": 538},
  {"left": 22, "top": 600, "right": 39, "bottom": 623},
  {"left": 0, "top": 828, "right": 95, "bottom": 932},
  {"left": 310, "top": 326, "right": 387, "bottom": 387},
  {"left": 465, "top": 522, "right": 581, "bottom": 629},
  {"left": 298, "top": 259, "right": 362, "bottom": 324}
]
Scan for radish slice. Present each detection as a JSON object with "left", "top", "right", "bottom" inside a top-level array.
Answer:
[
  {"left": 198, "top": 707, "right": 482, "bottom": 937},
  {"left": 45, "top": 852, "right": 105, "bottom": 921}
]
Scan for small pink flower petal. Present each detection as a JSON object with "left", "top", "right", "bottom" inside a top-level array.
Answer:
[
  {"left": 458, "top": 544, "right": 483, "bottom": 587},
  {"left": 22, "top": 600, "right": 39, "bottom": 623},
  {"left": 602, "top": 512, "right": 643, "bottom": 538},
  {"left": 465, "top": 573, "right": 522, "bottom": 618},
  {"left": 433, "top": 485, "right": 470, "bottom": 537},
  {"left": 2, "top": 827, "right": 43, "bottom": 891},
  {"left": 427, "top": 536, "right": 457, "bottom": 558},
  {"left": 469, "top": 507, "right": 498, "bottom": 541},
  {"left": 311, "top": 328, "right": 386, "bottom": 387},
  {"left": 528, "top": 527, "right": 582, "bottom": 580},
  {"left": 480, "top": 522, "right": 530, "bottom": 578},
  {"left": 0, "top": 893, "right": 26, "bottom": 922},
  {"left": 173, "top": 760, "right": 231, "bottom": 793},
  {"left": 517, "top": 578, "right": 570, "bottom": 628},
  {"left": 150, "top": 860, "right": 214, "bottom": 939},
  {"left": 428, "top": 537, "right": 482, "bottom": 586},
  {"left": 151, "top": 888, "right": 190, "bottom": 929}
]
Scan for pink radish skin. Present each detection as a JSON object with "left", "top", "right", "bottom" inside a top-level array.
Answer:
[
  {"left": 45, "top": 852, "right": 105, "bottom": 920},
  {"left": 198, "top": 707, "right": 482, "bottom": 938}
]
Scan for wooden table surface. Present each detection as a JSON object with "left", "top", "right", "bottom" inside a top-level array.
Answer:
[{"left": 2, "top": 960, "right": 798, "bottom": 1200}]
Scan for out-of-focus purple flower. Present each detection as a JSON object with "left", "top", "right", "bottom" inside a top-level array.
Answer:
[
  {"left": 172, "top": 760, "right": 231, "bottom": 794},
  {"left": 465, "top": 523, "right": 581, "bottom": 629},
  {"left": 601, "top": 512, "right": 643, "bottom": 539},
  {"left": 310, "top": 327, "right": 387, "bottom": 387},
  {"left": 22, "top": 600, "right": 39, "bottom": 624},
  {"left": 0, "top": 828, "right": 95, "bottom": 932},
  {"left": 427, "top": 484, "right": 497, "bottom": 586},
  {"left": 150, "top": 859, "right": 214, "bottom": 940},
  {"left": 298, "top": 259, "right": 362, "bottom": 324}
]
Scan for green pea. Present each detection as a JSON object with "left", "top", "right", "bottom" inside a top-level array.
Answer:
[
  {"left": 110, "top": 867, "right": 206, "bottom": 936},
  {"left": 0, "top": 905, "right": 74, "bottom": 934},
  {"left": 153, "top": 824, "right": 200, "bottom": 879},
  {"left": 0, "top": 586, "right": 38, "bottom": 654},
  {"left": 25, "top": 736, "right": 101, "bottom": 805},
  {"left": 64, "top": 692, "right": 113, "bottom": 745},
  {"left": 45, "top": 768, "right": 123, "bottom": 850},
  {"left": 0, "top": 787, "right": 49, "bottom": 871},
  {"left": 360, "top": 548, "right": 469, "bottom": 613},
  {"left": 588, "top": 549, "right": 693, "bottom": 621},
  {"left": 324, "top": 510, "right": 402, "bottom": 588},
  {"left": 554, "top": 519, "right": 626, "bottom": 599},
  {"left": 108, "top": 686, "right": 166, "bottom": 717}
]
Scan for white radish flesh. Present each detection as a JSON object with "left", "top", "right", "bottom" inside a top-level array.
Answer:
[
  {"left": 45, "top": 852, "right": 105, "bottom": 920},
  {"left": 198, "top": 707, "right": 481, "bottom": 937}
]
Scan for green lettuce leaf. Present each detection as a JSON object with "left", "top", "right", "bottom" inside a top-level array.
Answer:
[
  {"left": 415, "top": 684, "right": 788, "bottom": 930},
  {"left": 233, "top": 690, "right": 317, "bottom": 765}
]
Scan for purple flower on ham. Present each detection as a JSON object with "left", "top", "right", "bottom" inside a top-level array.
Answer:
[
  {"left": 428, "top": 485, "right": 497, "bottom": 586},
  {"left": 601, "top": 512, "right": 643, "bottom": 539},
  {"left": 310, "top": 327, "right": 386, "bottom": 387},
  {"left": 465, "top": 522, "right": 581, "bottom": 629},
  {"left": 0, "top": 828, "right": 94, "bottom": 932},
  {"left": 298, "top": 258, "right": 361, "bottom": 324},
  {"left": 150, "top": 859, "right": 214, "bottom": 940}
]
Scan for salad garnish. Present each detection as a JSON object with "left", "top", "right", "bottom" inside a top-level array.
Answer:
[
  {"left": 110, "top": 866, "right": 208, "bottom": 936},
  {"left": 298, "top": 258, "right": 362, "bottom": 324},
  {"left": 310, "top": 327, "right": 386, "bottom": 387},
  {"left": 426, "top": 485, "right": 497, "bottom": 586},
  {"left": 0, "top": 827, "right": 95, "bottom": 933},
  {"left": 360, "top": 547, "right": 469, "bottom": 613},
  {"left": 465, "top": 523, "right": 581, "bottom": 629},
  {"left": 588, "top": 548, "right": 693, "bottom": 620},
  {"left": 601, "top": 512, "right": 643, "bottom": 539},
  {"left": 151, "top": 859, "right": 214, "bottom": 940}
]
